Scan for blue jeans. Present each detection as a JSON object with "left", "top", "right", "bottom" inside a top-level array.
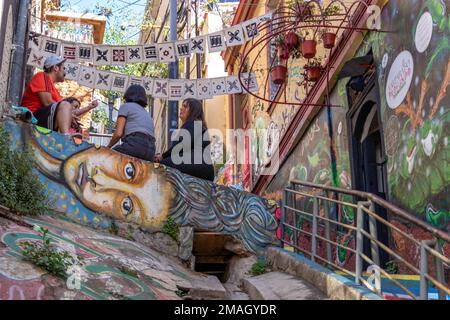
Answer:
[{"left": 113, "top": 132, "right": 156, "bottom": 162}]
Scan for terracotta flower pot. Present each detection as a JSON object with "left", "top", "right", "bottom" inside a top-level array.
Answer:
[
  {"left": 322, "top": 32, "right": 336, "bottom": 49},
  {"left": 277, "top": 45, "right": 290, "bottom": 60},
  {"left": 306, "top": 66, "right": 321, "bottom": 82},
  {"left": 301, "top": 40, "right": 317, "bottom": 59},
  {"left": 286, "top": 32, "right": 299, "bottom": 50},
  {"left": 271, "top": 66, "right": 288, "bottom": 85}
]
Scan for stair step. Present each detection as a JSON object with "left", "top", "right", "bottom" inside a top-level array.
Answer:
[{"left": 242, "top": 272, "right": 327, "bottom": 300}]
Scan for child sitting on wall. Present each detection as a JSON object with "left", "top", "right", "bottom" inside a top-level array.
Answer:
[{"left": 64, "top": 97, "right": 98, "bottom": 137}]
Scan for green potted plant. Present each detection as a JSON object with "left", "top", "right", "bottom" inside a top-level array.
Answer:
[
  {"left": 298, "top": 30, "right": 317, "bottom": 59},
  {"left": 272, "top": 35, "right": 290, "bottom": 60},
  {"left": 271, "top": 53, "right": 288, "bottom": 85},
  {"left": 287, "top": 0, "right": 315, "bottom": 21},
  {"left": 305, "top": 57, "right": 322, "bottom": 82},
  {"left": 320, "top": 5, "right": 341, "bottom": 49}
]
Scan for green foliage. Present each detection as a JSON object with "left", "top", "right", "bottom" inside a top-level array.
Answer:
[
  {"left": 0, "top": 125, "right": 53, "bottom": 215},
  {"left": 91, "top": 109, "right": 109, "bottom": 127},
  {"left": 20, "top": 226, "right": 83, "bottom": 278},
  {"left": 125, "top": 224, "right": 135, "bottom": 241},
  {"left": 162, "top": 217, "right": 179, "bottom": 242},
  {"left": 108, "top": 221, "right": 119, "bottom": 235},
  {"left": 250, "top": 260, "right": 267, "bottom": 276},
  {"left": 385, "top": 260, "right": 399, "bottom": 275}
]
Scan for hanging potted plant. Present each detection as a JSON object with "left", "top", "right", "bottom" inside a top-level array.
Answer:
[
  {"left": 271, "top": 50, "right": 288, "bottom": 85},
  {"left": 320, "top": 5, "right": 341, "bottom": 49},
  {"left": 271, "top": 64, "right": 288, "bottom": 85},
  {"left": 305, "top": 58, "right": 322, "bottom": 82},
  {"left": 286, "top": 31, "right": 299, "bottom": 51},
  {"left": 287, "top": 0, "right": 314, "bottom": 22},
  {"left": 299, "top": 30, "right": 317, "bottom": 59},
  {"left": 273, "top": 35, "right": 290, "bottom": 60}
]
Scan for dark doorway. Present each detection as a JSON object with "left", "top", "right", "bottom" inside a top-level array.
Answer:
[{"left": 347, "top": 66, "right": 390, "bottom": 269}]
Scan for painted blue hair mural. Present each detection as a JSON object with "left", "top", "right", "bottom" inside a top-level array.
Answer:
[{"left": 2, "top": 119, "right": 278, "bottom": 254}]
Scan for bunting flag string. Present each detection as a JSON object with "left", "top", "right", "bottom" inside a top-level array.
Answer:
[
  {"left": 27, "top": 12, "right": 273, "bottom": 65},
  {"left": 26, "top": 48, "right": 259, "bottom": 100}
]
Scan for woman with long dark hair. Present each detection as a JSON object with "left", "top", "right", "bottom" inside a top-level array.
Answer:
[
  {"left": 155, "top": 98, "right": 214, "bottom": 181},
  {"left": 107, "top": 85, "right": 156, "bottom": 161}
]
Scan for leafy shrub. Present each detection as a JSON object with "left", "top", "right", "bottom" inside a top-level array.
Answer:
[
  {"left": 0, "top": 125, "right": 53, "bottom": 215},
  {"left": 20, "top": 226, "right": 83, "bottom": 278},
  {"left": 250, "top": 260, "right": 267, "bottom": 276},
  {"left": 162, "top": 216, "right": 179, "bottom": 242}
]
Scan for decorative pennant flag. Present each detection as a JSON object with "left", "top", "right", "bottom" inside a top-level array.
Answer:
[
  {"left": 143, "top": 45, "right": 159, "bottom": 62},
  {"left": 182, "top": 80, "right": 197, "bottom": 99},
  {"left": 111, "top": 47, "right": 127, "bottom": 65},
  {"left": 129, "top": 77, "right": 142, "bottom": 87},
  {"left": 207, "top": 31, "right": 226, "bottom": 53},
  {"left": 77, "top": 44, "right": 93, "bottom": 62},
  {"left": 157, "top": 42, "right": 176, "bottom": 63},
  {"left": 168, "top": 80, "right": 184, "bottom": 101},
  {"left": 41, "top": 37, "right": 61, "bottom": 55},
  {"left": 225, "top": 75, "right": 243, "bottom": 94},
  {"left": 175, "top": 40, "right": 191, "bottom": 59},
  {"left": 142, "top": 78, "right": 154, "bottom": 95},
  {"left": 153, "top": 79, "right": 169, "bottom": 99},
  {"left": 211, "top": 77, "right": 227, "bottom": 96},
  {"left": 256, "top": 12, "right": 273, "bottom": 23},
  {"left": 27, "top": 48, "right": 47, "bottom": 69},
  {"left": 28, "top": 32, "right": 41, "bottom": 49},
  {"left": 190, "top": 36, "right": 206, "bottom": 54},
  {"left": 241, "top": 72, "right": 259, "bottom": 93},
  {"left": 78, "top": 66, "right": 96, "bottom": 88},
  {"left": 111, "top": 74, "right": 130, "bottom": 93},
  {"left": 94, "top": 46, "right": 111, "bottom": 66},
  {"left": 64, "top": 62, "right": 81, "bottom": 81},
  {"left": 196, "top": 79, "right": 213, "bottom": 99},
  {"left": 242, "top": 18, "right": 260, "bottom": 41},
  {"left": 95, "top": 71, "right": 113, "bottom": 90},
  {"left": 224, "top": 25, "right": 245, "bottom": 47},
  {"left": 127, "top": 45, "right": 143, "bottom": 63},
  {"left": 61, "top": 42, "right": 78, "bottom": 62}
]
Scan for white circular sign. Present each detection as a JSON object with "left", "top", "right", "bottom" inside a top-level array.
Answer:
[
  {"left": 415, "top": 12, "right": 433, "bottom": 53},
  {"left": 386, "top": 51, "right": 414, "bottom": 109},
  {"left": 382, "top": 53, "right": 389, "bottom": 68}
]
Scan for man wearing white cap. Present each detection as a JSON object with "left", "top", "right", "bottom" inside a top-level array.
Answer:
[{"left": 21, "top": 55, "right": 74, "bottom": 135}]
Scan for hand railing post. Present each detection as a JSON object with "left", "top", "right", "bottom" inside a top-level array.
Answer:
[
  {"left": 312, "top": 196, "right": 318, "bottom": 262},
  {"left": 434, "top": 240, "right": 446, "bottom": 300},
  {"left": 367, "top": 201, "right": 380, "bottom": 267},
  {"left": 323, "top": 192, "right": 332, "bottom": 266},
  {"left": 356, "top": 202, "right": 364, "bottom": 285},
  {"left": 420, "top": 241, "right": 429, "bottom": 300},
  {"left": 280, "top": 188, "right": 287, "bottom": 249},
  {"left": 292, "top": 182, "right": 298, "bottom": 253}
]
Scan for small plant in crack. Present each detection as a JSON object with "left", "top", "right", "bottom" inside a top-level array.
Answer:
[
  {"left": 175, "top": 286, "right": 190, "bottom": 298},
  {"left": 108, "top": 221, "right": 119, "bottom": 235},
  {"left": 162, "top": 217, "right": 179, "bottom": 242},
  {"left": 250, "top": 259, "right": 267, "bottom": 276},
  {"left": 20, "top": 225, "right": 84, "bottom": 278}
]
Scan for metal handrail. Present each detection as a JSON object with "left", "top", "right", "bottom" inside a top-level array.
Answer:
[{"left": 280, "top": 180, "right": 450, "bottom": 300}]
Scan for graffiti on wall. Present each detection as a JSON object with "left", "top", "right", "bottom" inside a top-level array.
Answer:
[
  {"left": 2, "top": 119, "right": 278, "bottom": 255},
  {"left": 361, "top": 0, "right": 450, "bottom": 232},
  {"left": 264, "top": 77, "right": 353, "bottom": 267}
]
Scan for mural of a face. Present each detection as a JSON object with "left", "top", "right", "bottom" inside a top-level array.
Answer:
[{"left": 63, "top": 147, "right": 172, "bottom": 228}]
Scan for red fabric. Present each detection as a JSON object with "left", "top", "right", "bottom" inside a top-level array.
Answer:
[{"left": 21, "top": 72, "right": 62, "bottom": 113}]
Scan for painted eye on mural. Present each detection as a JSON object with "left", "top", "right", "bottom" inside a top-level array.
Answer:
[
  {"left": 124, "top": 163, "right": 135, "bottom": 180},
  {"left": 121, "top": 196, "right": 133, "bottom": 216}
]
